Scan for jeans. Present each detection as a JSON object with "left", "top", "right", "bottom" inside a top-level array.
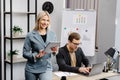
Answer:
[{"left": 25, "top": 70, "right": 52, "bottom": 80}]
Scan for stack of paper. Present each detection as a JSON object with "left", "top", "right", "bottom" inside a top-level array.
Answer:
[{"left": 54, "top": 72, "right": 78, "bottom": 77}]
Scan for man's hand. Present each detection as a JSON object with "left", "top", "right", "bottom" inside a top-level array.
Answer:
[
  {"left": 86, "top": 67, "right": 92, "bottom": 72},
  {"left": 79, "top": 67, "right": 91, "bottom": 74}
]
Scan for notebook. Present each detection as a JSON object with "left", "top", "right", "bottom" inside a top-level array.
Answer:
[{"left": 82, "top": 63, "right": 104, "bottom": 76}]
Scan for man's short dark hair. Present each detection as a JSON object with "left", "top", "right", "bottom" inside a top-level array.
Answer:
[{"left": 68, "top": 32, "right": 80, "bottom": 42}]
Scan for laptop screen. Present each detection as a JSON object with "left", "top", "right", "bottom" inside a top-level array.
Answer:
[
  {"left": 89, "top": 63, "right": 104, "bottom": 76},
  {"left": 81, "top": 63, "right": 104, "bottom": 76}
]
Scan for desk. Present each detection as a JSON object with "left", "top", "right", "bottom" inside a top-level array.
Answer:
[{"left": 53, "top": 71, "right": 119, "bottom": 80}]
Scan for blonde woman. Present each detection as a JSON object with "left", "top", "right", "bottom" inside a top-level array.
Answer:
[{"left": 23, "top": 11, "right": 58, "bottom": 80}]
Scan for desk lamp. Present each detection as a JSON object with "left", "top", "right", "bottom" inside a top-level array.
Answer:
[{"left": 104, "top": 47, "right": 120, "bottom": 72}]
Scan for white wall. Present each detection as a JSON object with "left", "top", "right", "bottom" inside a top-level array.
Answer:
[
  {"left": 115, "top": 0, "right": 120, "bottom": 51},
  {"left": 95, "top": 0, "right": 116, "bottom": 63},
  {"left": 37, "top": 0, "right": 65, "bottom": 40}
]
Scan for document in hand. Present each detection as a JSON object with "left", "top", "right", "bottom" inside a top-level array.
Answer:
[{"left": 44, "top": 42, "right": 60, "bottom": 53}]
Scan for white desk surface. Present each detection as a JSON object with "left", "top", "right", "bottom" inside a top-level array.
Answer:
[{"left": 53, "top": 71, "right": 120, "bottom": 80}]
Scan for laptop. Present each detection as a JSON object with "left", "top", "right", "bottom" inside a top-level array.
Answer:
[{"left": 82, "top": 63, "right": 104, "bottom": 76}]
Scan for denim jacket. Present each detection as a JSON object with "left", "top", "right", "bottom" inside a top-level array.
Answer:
[{"left": 23, "top": 30, "right": 57, "bottom": 73}]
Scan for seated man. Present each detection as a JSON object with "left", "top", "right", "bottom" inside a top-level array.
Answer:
[{"left": 56, "top": 32, "right": 91, "bottom": 74}]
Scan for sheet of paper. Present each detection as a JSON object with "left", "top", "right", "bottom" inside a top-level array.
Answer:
[
  {"left": 54, "top": 72, "right": 78, "bottom": 77},
  {"left": 44, "top": 42, "right": 60, "bottom": 53}
]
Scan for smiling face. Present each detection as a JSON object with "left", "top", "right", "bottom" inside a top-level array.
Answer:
[
  {"left": 39, "top": 15, "right": 50, "bottom": 30},
  {"left": 34, "top": 11, "right": 50, "bottom": 31}
]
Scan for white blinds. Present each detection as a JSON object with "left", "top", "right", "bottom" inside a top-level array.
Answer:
[{"left": 66, "top": 0, "right": 98, "bottom": 10}]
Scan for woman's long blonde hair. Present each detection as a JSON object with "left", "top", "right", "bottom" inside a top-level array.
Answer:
[{"left": 33, "top": 11, "right": 50, "bottom": 30}]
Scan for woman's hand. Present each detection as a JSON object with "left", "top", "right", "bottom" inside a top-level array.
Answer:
[
  {"left": 36, "top": 50, "right": 46, "bottom": 58},
  {"left": 51, "top": 46, "right": 58, "bottom": 55}
]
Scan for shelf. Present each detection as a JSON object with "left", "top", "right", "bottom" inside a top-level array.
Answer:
[
  {"left": 5, "top": 35, "right": 26, "bottom": 39},
  {"left": 3, "top": 0, "right": 37, "bottom": 80},
  {"left": 4, "top": 11, "right": 36, "bottom": 14},
  {"left": 5, "top": 58, "right": 27, "bottom": 64}
]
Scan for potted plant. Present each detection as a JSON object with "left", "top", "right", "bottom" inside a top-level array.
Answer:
[
  {"left": 7, "top": 49, "right": 19, "bottom": 60},
  {"left": 12, "top": 25, "right": 23, "bottom": 37}
]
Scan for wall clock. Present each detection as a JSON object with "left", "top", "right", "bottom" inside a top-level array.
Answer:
[{"left": 42, "top": 1, "right": 54, "bottom": 14}]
